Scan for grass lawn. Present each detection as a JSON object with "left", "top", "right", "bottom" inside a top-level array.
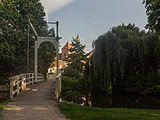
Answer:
[
  {"left": 59, "top": 102, "right": 160, "bottom": 120},
  {"left": 0, "top": 100, "right": 10, "bottom": 118}
]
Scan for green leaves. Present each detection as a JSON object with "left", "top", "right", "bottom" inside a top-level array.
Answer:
[
  {"left": 65, "top": 35, "right": 86, "bottom": 76},
  {"left": 143, "top": 0, "right": 160, "bottom": 33},
  {"left": 38, "top": 42, "right": 56, "bottom": 75},
  {"left": 0, "top": 0, "right": 52, "bottom": 79},
  {"left": 88, "top": 24, "right": 159, "bottom": 95}
]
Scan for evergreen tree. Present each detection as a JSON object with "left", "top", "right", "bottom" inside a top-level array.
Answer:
[{"left": 65, "top": 35, "right": 86, "bottom": 76}]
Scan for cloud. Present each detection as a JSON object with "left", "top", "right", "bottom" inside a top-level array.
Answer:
[
  {"left": 40, "top": 0, "right": 76, "bottom": 19},
  {"left": 80, "top": 37, "right": 85, "bottom": 41}
]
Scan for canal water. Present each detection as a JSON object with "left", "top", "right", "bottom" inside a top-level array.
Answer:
[{"left": 112, "top": 94, "right": 160, "bottom": 109}]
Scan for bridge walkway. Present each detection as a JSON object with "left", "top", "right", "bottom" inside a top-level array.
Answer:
[{"left": 1, "top": 78, "right": 68, "bottom": 120}]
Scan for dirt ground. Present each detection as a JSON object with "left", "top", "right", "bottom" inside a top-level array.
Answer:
[{"left": 1, "top": 78, "right": 68, "bottom": 120}]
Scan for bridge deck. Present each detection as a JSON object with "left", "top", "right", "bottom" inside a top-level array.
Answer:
[{"left": 1, "top": 78, "right": 68, "bottom": 120}]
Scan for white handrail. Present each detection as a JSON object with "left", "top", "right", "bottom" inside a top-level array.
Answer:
[
  {"left": 55, "top": 73, "right": 62, "bottom": 99},
  {"left": 9, "top": 73, "right": 44, "bottom": 100}
]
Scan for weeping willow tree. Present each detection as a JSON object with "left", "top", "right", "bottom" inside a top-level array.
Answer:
[{"left": 87, "top": 24, "right": 159, "bottom": 107}]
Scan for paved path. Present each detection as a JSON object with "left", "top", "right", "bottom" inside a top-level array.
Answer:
[{"left": 1, "top": 78, "right": 68, "bottom": 120}]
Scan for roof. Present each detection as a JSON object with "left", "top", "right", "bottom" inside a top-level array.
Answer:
[
  {"left": 85, "top": 50, "right": 93, "bottom": 58},
  {"left": 53, "top": 60, "right": 66, "bottom": 67},
  {"left": 62, "top": 42, "right": 72, "bottom": 49}
]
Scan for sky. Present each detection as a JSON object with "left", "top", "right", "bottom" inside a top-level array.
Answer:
[{"left": 40, "top": 0, "right": 147, "bottom": 52}]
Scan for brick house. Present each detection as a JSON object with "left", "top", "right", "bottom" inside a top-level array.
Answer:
[
  {"left": 59, "top": 42, "right": 72, "bottom": 60},
  {"left": 48, "top": 42, "right": 72, "bottom": 73}
]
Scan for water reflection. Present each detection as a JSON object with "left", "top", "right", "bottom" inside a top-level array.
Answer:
[{"left": 112, "top": 94, "right": 160, "bottom": 109}]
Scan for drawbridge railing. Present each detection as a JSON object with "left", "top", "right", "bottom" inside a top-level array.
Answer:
[
  {"left": 9, "top": 73, "right": 44, "bottom": 100},
  {"left": 55, "top": 73, "right": 62, "bottom": 99}
]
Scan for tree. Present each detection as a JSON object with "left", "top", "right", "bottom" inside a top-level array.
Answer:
[
  {"left": 65, "top": 35, "right": 86, "bottom": 76},
  {"left": 61, "top": 35, "right": 86, "bottom": 103},
  {"left": 38, "top": 42, "right": 56, "bottom": 75},
  {"left": 143, "top": 0, "right": 160, "bottom": 33},
  {"left": 0, "top": 0, "right": 55, "bottom": 80},
  {"left": 86, "top": 24, "right": 159, "bottom": 107},
  {"left": 38, "top": 27, "right": 56, "bottom": 75},
  {"left": 48, "top": 28, "right": 55, "bottom": 37}
]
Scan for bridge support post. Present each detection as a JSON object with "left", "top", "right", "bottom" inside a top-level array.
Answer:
[
  {"left": 35, "top": 39, "right": 38, "bottom": 82},
  {"left": 17, "top": 76, "right": 20, "bottom": 95},
  {"left": 56, "top": 43, "right": 59, "bottom": 76},
  {"left": 10, "top": 80, "right": 13, "bottom": 100}
]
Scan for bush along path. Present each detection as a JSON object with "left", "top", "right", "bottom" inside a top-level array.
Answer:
[{"left": 1, "top": 78, "right": 68, "bottom": 120}]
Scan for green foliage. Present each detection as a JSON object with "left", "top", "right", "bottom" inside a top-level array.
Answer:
[
  {"left": 59, "top": 102, "right": 160, "bottom": 120},
  {"left": 50, "top": 60, "right": 55, "bottom": 68},
  {"left": 61, "top": 76, "right": 84, "bottom": 103},
  {"left": 66, "top": 35, "right": 86, "bottom": 76},
  {"left": 143, "top": 0, "right": 160, "bottom": 33},
  {"left": 48, "top": 28, "right": 55, "bottom": 37},
  {"left": 62, "top": 35, "right": 87, "bottom": 102},
  {"left": 63, "top": 65, "right": 80, "bottom": 78},
  {"left": 62, "top": 35, "right": 87, "bottom": 104},
  {"left": 143, "top": 85, "right": 160, "bottom": 95},
  {"left": 38, "top": 27, "right": 56, "bottom": 75},
  {"left": 38, "top": 42, "right": 56, "bottom": 75},
  {"left": 86, "top": 24, "right": 160, "bottom": 107},
  {"left": 0, "top": 0, "right": 56, "bottom": 80}
]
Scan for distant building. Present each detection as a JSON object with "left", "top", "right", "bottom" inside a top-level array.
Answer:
[
  {"left": 48, "top": 60, "right": 67, "bottom": 73},
  {"left": 48, "top": 42, "right": 93, "bottom": 74},
  {"left": 86, "top": 50, "right": 93, "bottom": 58},
  {"left": 48, "top": 42, "right": 72, "bottom": 73},
  {"left": 59, "top": 42, "right": 72, "bottom": 60}
]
